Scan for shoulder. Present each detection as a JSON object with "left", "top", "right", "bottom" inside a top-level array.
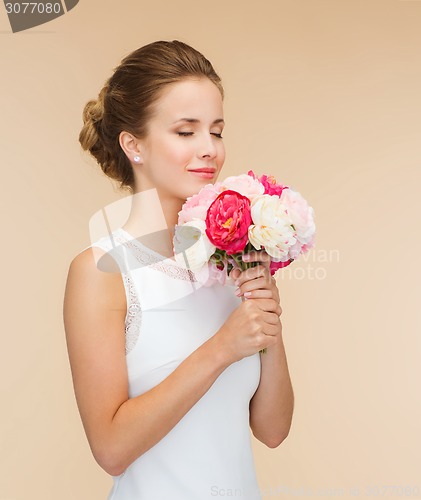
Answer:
[
  {"left": 70, "top": 244, "right": 121, "bottom": 273},
  {"left": 63, "top": 247, "right": 129, "bottom": 380},
  {"left": 65, "top": 245, "right": 127, "bottom": 315}
]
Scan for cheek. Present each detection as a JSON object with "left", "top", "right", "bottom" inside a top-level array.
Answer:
[
  {"left": 166, "top": 139, "right": 193, "bottom": 162},
  {"left": 218, "top": 143, "right": 226, "bottom": 163},
  {"left": 155, "top": 141, "right": 185, "bottom": 169}
]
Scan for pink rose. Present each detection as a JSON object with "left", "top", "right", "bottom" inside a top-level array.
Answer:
[
  {"left": 205, "top": 190, "right": 252, "bottom": 255},
  {"left": 247, "top": 170, "right": 287, "bottom": 197},
  {"left": 178, "top": 182, "right": 224, "bottom": 224},
  {"left": 280, "top": 188, "right": 316, "bottom": 246},
  {"left": 218, "top": 173, "right": 264, "bottom": 201}
]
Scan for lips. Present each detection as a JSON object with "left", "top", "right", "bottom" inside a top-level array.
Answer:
[{"left": 188, "top": 168, "right": 216, "bottom": 173}]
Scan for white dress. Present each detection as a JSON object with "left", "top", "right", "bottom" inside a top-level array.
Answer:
[{"left": 86, "top": 227, "right": 262, "bottom": 500}]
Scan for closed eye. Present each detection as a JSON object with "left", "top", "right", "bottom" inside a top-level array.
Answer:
[{"left": 177, "top": 132, "right": 223, "bottom": 138}]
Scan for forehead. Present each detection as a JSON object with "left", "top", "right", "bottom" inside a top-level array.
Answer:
[{"left": 152, "top": 78, "right": 224, "bottom": 123}]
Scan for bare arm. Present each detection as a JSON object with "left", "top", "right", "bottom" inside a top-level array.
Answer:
[
  {"left": 63, "top": 247, "right": 232, "bottom": 477},
  {"left": 249, "top": 325, "right": 294, "bottom": 448}
]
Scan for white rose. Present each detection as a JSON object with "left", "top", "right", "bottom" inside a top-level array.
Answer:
[
  {"left": 248, "top": 194, "right": 296, "bottom": 260},
  {"left": 173, "top": 219, "right": 216, "bottom": 272}
]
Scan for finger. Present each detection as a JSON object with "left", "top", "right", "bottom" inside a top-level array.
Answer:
[
  {"left": 245, "top": 296, "right": 282, "bottom": 318},
  {"left": 243, "top": 295, "right": 281, "bottom": 318},
  {"left": 242, "top": 289, "right": 273, "bottom": 300},
  {"left": 243, "top": 295, "right": 282, "bottom": 316},
  {"left": 259, "top": 320, "right": 280, "bottom": 337},
  {"left": 245, "top": 298, "right": 282, "bottom": 318},
  {"left": 229, "top": 267, "right": 241, "bottom": 281},
  {"left": 262, "top": 309, "right": 282, "bottom": 325},
  {"left": 239, "top": 275, "right": 276, "bottom": 294},
  {"left": 263, "top": 322, "right": 282, "bottom": 337},
  {"left": 235, "top": 266, "right": 272, "bottom": 288}
]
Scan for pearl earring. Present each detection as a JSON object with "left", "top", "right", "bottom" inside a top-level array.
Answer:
[{"left": 133, "top": 156, "right": 140, "bottom": 163}]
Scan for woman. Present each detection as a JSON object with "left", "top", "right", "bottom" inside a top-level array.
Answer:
[{"left": 63, "top": 40, "right": 294, "bottom": 499}]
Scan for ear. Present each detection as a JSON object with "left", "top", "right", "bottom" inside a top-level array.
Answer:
[{"left": 119, "top": 130, "right": 144, "bottom": 164}]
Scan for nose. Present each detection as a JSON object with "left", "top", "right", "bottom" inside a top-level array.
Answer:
[{"left": 197, "top": 133, "right": 218, "bottom": 160}]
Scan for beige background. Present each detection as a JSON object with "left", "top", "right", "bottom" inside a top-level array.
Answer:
[{"left": 1, "top": 1, "right": 420, "bottom": 499}]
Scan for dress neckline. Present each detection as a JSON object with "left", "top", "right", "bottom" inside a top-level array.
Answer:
[{"left": 116, "top": 227, "right": 179, "bottom": 264}]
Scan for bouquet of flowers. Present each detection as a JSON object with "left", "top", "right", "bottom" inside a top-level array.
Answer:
[{"left": 173, "top": 170, "right": 316, "bottom": 287}]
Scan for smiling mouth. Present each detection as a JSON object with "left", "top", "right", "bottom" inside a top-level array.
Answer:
[
  {"left": 188, "top": 168, "right": 216, "bottom": 173},
  {"left": 187, "top": 170, "right": 216, "bottom": 179}
]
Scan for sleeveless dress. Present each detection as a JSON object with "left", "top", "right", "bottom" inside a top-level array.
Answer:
[{"left": 85, "top": 227, "right": 262, "bottom": 500}]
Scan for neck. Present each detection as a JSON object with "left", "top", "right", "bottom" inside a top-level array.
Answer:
[{"left": 122, "top": 188, "right": 184, "bottom": 255}]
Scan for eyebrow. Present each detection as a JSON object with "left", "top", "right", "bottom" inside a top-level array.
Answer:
[{"left": 173, "top": 118, "right": 225, "bottom": 125}]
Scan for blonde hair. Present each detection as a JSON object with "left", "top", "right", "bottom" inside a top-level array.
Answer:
[{"left": 79, "top": 40, "right": 224, "bottom": 193}]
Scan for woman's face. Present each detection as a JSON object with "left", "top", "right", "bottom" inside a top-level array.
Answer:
[{"left": 131, "top": 77, "right": 225, "bottom": 202}]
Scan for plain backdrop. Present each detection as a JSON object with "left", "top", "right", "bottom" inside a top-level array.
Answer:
[{"left": 1, "top": 1, "right": 420, "bottom": 499}]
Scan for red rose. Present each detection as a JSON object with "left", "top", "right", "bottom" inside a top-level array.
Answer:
[
  {"left": 269, "top": 258, "right": 293, "bottom": 275},
  {"left": 205, "top": 190, "right": 251, "bottom": 255}
]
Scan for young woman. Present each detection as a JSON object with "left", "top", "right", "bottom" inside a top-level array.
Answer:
[{"left": 63, "top": 40, "right": 294, "bottom": 500}]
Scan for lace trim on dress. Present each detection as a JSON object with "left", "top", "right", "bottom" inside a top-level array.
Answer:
[
  {"left": 122, "top": 273, "right": 142, "bottom": 355},
  {"left": 93, "top": 230, "right": 196, "bottom": 354},
  {"left": 90, "top": 241, "right": 142, "bottom": 356},
  {"left": 113, "top": 232, "right": 197, "bottom": 283}
]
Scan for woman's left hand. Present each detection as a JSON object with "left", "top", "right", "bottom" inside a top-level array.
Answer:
[{"left": 229, "top": 250, "right": 282, "bottom": 316}]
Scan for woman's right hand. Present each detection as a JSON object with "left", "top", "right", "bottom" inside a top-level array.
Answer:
[{"left": 214, "top": 297, "right": 280, "bottom": 364}]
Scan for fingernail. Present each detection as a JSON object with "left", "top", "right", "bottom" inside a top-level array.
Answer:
[
  {"left": 243, "top": 254, "right": 249, "bottom": 261},
  {"left": 234, "top": 279, "right": 240, "bottom": 286},
  {"left": 244, "top": 291, "right": 252, "bottom": 297},
  {"left": 235, "top": 288, "right": 242, "bottom": 296}
]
